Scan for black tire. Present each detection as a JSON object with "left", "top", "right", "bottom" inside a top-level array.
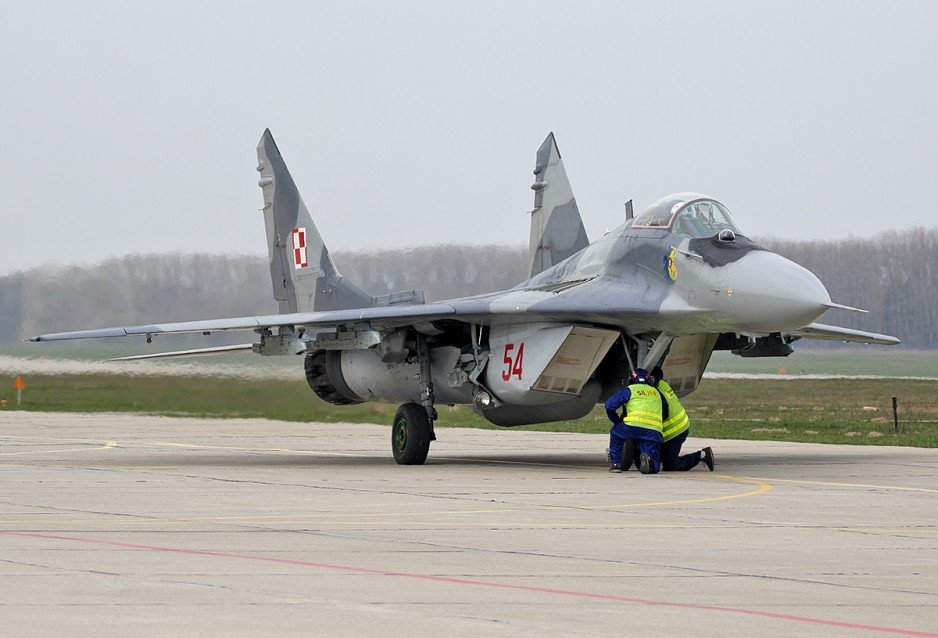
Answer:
[{"left": 391, "top": 402, "right": 432, "bottom": 465}]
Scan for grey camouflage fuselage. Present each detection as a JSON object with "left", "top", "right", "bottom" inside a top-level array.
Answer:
[
  {"left": 29, "top": 131, "right": 900, "bottom": 429},
  {"left": 249, "top": 131, "right": 894, "bottom": 425}
]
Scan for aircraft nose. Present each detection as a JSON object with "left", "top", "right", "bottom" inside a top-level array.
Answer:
[{"left": 725, "top": 251, "right": 831, "bottom": 331}]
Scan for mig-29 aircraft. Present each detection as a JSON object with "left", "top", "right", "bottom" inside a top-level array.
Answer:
[{"left": 30, "top": 130, "right": 900, "bottom": 464}]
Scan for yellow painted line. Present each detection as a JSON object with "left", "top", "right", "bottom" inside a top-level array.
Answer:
[
  {"left": 140, "top": 442, "right": 773, "bottom": 511},
  {"left": 732, "top": 475, "right": 938, "bottom": 494},
  {"left": 0, "top": 440, "right": 117, "bottom": 456},
  {"left": 0, "top": 479, "right": 771, "bottom": 525},
  {"left": 0, "top": 473, "right": 772, "bottom": 525},
  {"left": 141, "top": 442, "right": 773, "bottom": 510},
  {"left": 0, "top": 435, "right": 111, "bottom": 444},
  {"left": 144, "top": 440, "right": 363, "bottom": 458},
  {"left": 1, "top": 435, "right": 772, "bottom": 513},
  {"left": 582, "top": 474, "right": 772, "bottom": 510},
  {"left": 1, "top": 435, "right": 774, "bottom": 517}
]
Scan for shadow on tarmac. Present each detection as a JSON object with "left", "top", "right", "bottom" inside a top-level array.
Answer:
[{"left": 55, "top": 448, "right": 899, "bottom": 472}]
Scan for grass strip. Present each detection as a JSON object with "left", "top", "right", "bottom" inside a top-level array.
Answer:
[{"left": 1, "top": 374, "right": 935, "bottom": 447}]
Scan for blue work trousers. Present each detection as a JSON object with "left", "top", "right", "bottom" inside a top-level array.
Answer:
[
  {"left": 609, "top": 422, "right": 661, "bottom": 473},
  {"left": 660, "top": 430, "right": 700, "bottom": 471}
]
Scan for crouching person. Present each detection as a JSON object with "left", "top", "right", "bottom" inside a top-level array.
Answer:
[
  {"left": 652, "top": 366, "right": 714, "bottom": 472},
  {"left": 605, "top": 368, "right": 665, "bottom": 474}
]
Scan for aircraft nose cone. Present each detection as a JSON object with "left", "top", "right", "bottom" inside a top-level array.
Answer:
[{"left": 726, "top": 251, "right": 831, "bottom": 332}]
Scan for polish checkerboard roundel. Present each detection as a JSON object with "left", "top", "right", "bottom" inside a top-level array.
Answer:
[{"left": 292, "top": 227, "right": 308, "bottom": 269}]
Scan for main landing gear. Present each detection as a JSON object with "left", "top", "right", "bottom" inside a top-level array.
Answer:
[
  {"left": 391, "top": 403, "right": 433, "bottom": 465},
  {"left": 391, "top": 334, "right": 437, "bottom": 465}
]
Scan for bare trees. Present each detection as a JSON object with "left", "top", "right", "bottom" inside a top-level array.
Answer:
[
  {"left": 0, "top": 246, "right": 527, "bottom": 343},
  {"left": 7, "top": 253, "right": 276, "bottom": 343},
  {"left": 334, "top": 244, "right": 527, "bottom": 301},
  {"left": 760, "top": 228, "right": 937, "bottom": 348}
]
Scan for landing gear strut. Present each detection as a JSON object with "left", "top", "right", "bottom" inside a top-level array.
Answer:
[{"left": 391, "top": 333, "right": 436, "bottom": 465}]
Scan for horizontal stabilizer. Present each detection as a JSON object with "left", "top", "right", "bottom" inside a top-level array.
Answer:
[{"left": 788, "top": 323, "right": 900, "bottom": 345}]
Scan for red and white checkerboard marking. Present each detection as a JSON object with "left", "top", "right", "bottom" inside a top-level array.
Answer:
[{"left": 292, "top": 227, "right": 308, "bottom": 269}]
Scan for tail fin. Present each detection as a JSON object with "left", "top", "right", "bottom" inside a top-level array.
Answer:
[
  {"left": 256, "top": 129, "right": 374, "bottom": 313},
  {"left": 527, "top": 133, "right": 589, "bottom": 278}
]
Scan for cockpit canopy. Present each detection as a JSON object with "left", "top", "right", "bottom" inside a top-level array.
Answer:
[{"left": 632, "top": 193, "right": 743, "bottom": 239}]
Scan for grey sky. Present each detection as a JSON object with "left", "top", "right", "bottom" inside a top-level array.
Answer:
[{"left": 1, "top": 1, "right": 936, "bottom": 276}]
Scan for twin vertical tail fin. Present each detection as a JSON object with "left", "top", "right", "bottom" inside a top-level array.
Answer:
[
  {"left": 256, "top": 129, "right": 374, "bottom": 313},
  {"left": 527, "top": 133, "right": 589, "bottom": 278}
]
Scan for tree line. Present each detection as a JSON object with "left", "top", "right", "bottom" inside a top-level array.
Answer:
[
  {"left": 0, "top": 230, "right": 934, "bottom": 348},
  {"left": 760, "top": 229, "right": 937, "bottom": 349}
]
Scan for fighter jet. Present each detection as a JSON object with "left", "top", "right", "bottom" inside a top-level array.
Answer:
[{"left": 29, "top": 130, "right": 900, "bottom": 464}]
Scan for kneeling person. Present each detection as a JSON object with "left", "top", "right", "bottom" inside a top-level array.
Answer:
[
  {"left": 605, "top": 368, "right": 665, "bottom": 474},
  {"left": 652, "top": 366, "right": 714, "bottom": 472}
]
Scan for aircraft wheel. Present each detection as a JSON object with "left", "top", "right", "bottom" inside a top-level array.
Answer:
[{"left": 392, "top": 402, "right": 432, "bottom": 465}]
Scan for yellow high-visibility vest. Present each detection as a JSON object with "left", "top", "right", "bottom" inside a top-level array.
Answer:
[
  {"left": 658, "top": 380, "right": 690, "bottom": 441},
  {"left": 624, "top": 383, "right": 663, "bottom": 433}
]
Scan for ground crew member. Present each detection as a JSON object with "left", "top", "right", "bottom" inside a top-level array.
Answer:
[
  {"left": 604, "top": 368, "right": 665, "bottom": 474},
  {"left": 651, "top": 366, "right": 714, "bottom": 471}
]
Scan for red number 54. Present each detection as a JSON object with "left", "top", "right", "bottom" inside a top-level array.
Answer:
[{"left": 501, "top": 342, "right": 524, "bottom": 381}]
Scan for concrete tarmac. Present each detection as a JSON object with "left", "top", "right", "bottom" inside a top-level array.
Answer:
[{"left": 0, "top": 412, "right": 936, "bottom": 637}]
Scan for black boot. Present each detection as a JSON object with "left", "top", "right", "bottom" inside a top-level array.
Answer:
[
  {"left": 639, "top": 453, "right": 652, "bottom": 474},
  {"left": 623, "top": 440, "right": 636, "bottom": 472}
]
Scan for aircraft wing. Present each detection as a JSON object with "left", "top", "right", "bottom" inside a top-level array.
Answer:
[
  {"left": 786, "top": 323, "right": 900, "bottom": 345},
  {"left": 27, "top": 277, "right": 701, "bottom": 343},
  {"left": 26, "top": 303, "right": 459, "bottom": 342}
]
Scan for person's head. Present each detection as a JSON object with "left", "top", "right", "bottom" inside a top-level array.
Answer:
[
  {"left": 630, "top": 368, "right": 650, "bottom": 385},
  {"left": 651, "top": 366, "right": 664, "bottom": 386}
]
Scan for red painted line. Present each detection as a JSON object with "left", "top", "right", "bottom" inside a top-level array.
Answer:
[{"left": 3, "top": 530, "right": 936, "bottom": 637}]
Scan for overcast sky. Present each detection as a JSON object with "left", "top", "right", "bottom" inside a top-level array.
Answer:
[{"left": 1, "top": 1, "right": 936, "bottom": 276}]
